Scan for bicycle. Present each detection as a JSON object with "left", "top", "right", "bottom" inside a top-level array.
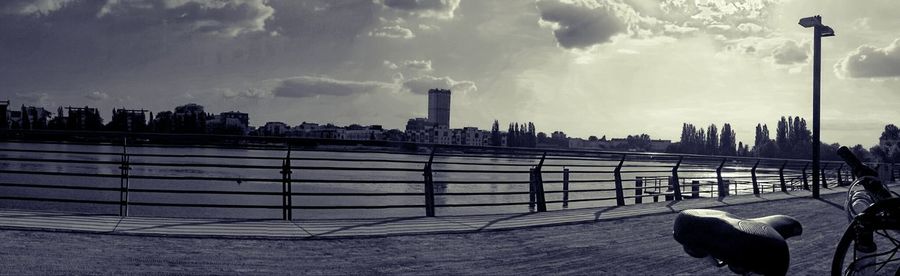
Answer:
[
  {"left": 831, "top": 146, "right": 898, "bottom": 275},
  {"left": 673, "top": 146, "right": 894, "bottom": 275}
]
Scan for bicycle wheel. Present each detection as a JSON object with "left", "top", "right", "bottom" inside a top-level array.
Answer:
[{"left": 832, "top": 221, "right": 900, "bottom": 275}]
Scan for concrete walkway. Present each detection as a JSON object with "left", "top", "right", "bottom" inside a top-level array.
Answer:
[
  {"left": 0, "top": 187, "right": 867, "bottom": 275},
  {"left": 0, "top": 186, "right": 851, "bottom": 239}
]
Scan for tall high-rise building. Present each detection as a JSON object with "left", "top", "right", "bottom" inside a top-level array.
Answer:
[{"left": 427, "top": 89, "right": 451, "bottom": 127}]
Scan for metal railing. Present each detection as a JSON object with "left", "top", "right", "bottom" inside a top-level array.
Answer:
[{"left": 0, "top": 131, "right": 896, "bottom": 219}]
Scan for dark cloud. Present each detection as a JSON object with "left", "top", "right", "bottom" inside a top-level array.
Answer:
[
  {"left": 381, "top": 0, "right": 460, "bottom": 19},
  {"left": 536, "top": 0, "right": 630, "bottom": 49},
  {"left": 267, "top": 0, "right": 377, "bottom": 39},
  {"left": 97, "top": 0, "right": 274, "bottom": 37},
  {"left": 402, "top": 75, "right": 476, "bottom": 95},
  {"left": 835, "top": 39, "right": 900, "bottom": 78},
  {"left": 772, "top": 40, "right": 808, "bottom": 65},
  {"left": 0, "top": 0, "right": 72, "bottom": 16},
  {"left": 272, "top": 76, "right": 392, "bottom": 98}
]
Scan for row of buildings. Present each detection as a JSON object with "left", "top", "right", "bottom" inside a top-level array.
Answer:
[{"left": 1, "top": 88, "right": 670, "bottom": 151}]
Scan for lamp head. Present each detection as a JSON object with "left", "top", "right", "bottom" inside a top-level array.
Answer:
[
  {"left": 799, "top": 15, "right": 821, "bottom": 28},
  {"left": 819, "top": 25, "right": 835, "bottom": 37}
]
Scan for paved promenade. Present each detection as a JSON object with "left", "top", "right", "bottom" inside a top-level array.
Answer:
[
  {"left": 0, "top": 186, "right": 863, "bottom": 275},
  {"left": 0, "top": 187, "right": 848, "bottom": 238}
]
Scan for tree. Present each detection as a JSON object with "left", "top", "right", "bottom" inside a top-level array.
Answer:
[
  {"left": 527, "top": 122, "right": 537, "bottom": 147},
  {"left": 507, "top": 123, "right": 515, "bottom": 147},
  {"left": 776, "top": 116, "right": 789, "bottom": 156},
  {"left": 588, "top": 135, "right": 598, "bottom": 141},
  {"left": 850, "top": 144, "right": 872, "bottom": 162},
  {"left": 719, "top": 123, "right": 736, "bottom": 156},
  {"left": 537, "top": 132, "right": 549, "bottom": 144},
  {"left": 871, "top": 124, "right": 900, "bottom": 163},
  {"left": 624, "top": 134, "right": 652, "bottom": 151},
  {"left": 706, "top": 124, "right": 718, "bottom": 155},
  {"left": 20, "top": 105, "right": 30, "bottom": 130},
  {"left": 491, "top": 120, "right": 501, "bottom": 146}
]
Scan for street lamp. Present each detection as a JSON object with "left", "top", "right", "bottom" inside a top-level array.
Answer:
[{"left": 799, "top": 15, "right": 834, "bottom": 199}]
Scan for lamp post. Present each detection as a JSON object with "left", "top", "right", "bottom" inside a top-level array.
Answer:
[{"left": 799, "top": 15, "right": 834, "bottom": 199}]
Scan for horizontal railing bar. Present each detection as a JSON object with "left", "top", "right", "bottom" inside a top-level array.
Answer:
[
  {"left": 128, "top": 202, "right": 282, "bottom": 209},
  {"left": 290, "top": 205, "right": 425, "bottom": 209},
  {"left": 0, "top": 182, "right": 119, "bottom": 192},
  {"left": 435, "top": 202, "right": 530, "bottom": 208},
  {"left": 0, "top": 196, "right": 119, "bottom": 205},
  {"left": 547, "top": 188, "right": 619, "bottom": 193},
  {"left": 0, "top": 169, "right": 122, "bottom": 178},
  {"left": 289, "top": 179, "right": 424, "bottom": 184},
  {"left": 436, "top": 191, "right": 530, "bottom": 196},
  {"left": 433, "top": 180, "right": 531, "bottom": 184},
  {"left": 542, "top": 179, "right": 616, "bottom": 183},
  {"left": 291, "top": 192, "right": 424, "bottom": 196},
  {"left": 0, "top": 156, "right": 121, "bottom": 165},
  {"left": 546, "top": 197, "right": 616, "bottom": 204},
  {"left": 129, "top": 188, "right": 282, "bottom": 196}
]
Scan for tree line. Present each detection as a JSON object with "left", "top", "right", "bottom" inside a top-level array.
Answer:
[
  {"left": 670, "top": 115, "right": 899, "bottom": 163},
  {"left": 491, "top": 120, "right": 537, "bottom": 147},
  {"left": 668, "top": 122, "right": 748, "bottom": 156}
]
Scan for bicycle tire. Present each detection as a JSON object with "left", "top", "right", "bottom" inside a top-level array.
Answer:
[
  {"left": 832, "top": 220, "right": 900, "bottom": 275},
  {"left": 832, "top": 223, "right": 857, "bottom": 276}
]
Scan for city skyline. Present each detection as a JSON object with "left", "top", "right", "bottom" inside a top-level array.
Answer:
[{"left": 2, "top": 1, "right": 900, "bottom": 147}]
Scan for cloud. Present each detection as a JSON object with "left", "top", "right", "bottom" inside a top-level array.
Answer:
[
  {"left": 97, "top": 0, "right": 275, "bottom": 37},
  {"left": 401, "top": 60, "right": 433, "bottom": 72},
  {"left": 658, "top": 0, "right": 777, "bottom": 39},
  {"left": 401, "top": 75, "right": 476, "bottom": 95},
  {"left": 14, "top": 92, "right": 51, "bottom": 106},
  {"left": 222, "top": 88, "right": 270, "bottom": 99},
  {"left": 736, "top": 23, "right": 764, "bottom": 34},
  {"left": 771, "top": 40, "right": 808, "bottom": 65},
  {"left": 85, "top": 91, "right": 109, "bottom": 101},
  {"left": 272, "top": 76, "right": 393, "bottom": 98},
  {"left": 267, "top": 1, "right": 378, "bottom": 39},
  {"left": 722, "top": 36, "right": 809, "bottom": 67},
  {"left": 835, "top": 39, "right": 900, "bottom": 79},
  {"left": 0, "top": 0, "right": 73, "bottom": 16},
  {"left": 536, "top": 0, "right": 631, "bottom": 49},
  {"left": 369, "top": 25, "right": 415, "bottom": 39},
  {"left": 381, "top": 0, "right": 460, "bottom": 19}
]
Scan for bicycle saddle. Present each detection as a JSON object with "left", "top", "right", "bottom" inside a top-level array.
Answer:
[{"left": 673, "top": 209, "right": 802, "bottom": 276}]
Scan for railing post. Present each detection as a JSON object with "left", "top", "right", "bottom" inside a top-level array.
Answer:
[
  {"left": 691, "top": 180, "right": 700, "bottom": 198},
  {"left": 671, "top": 157, "right": 683, "bottom": 201},
  {"left": 836, "top": 164, "right": 844, "bottom": 186},
  {"left": 118, "top": 137, "right": 130, "bottom": 217},
  {"left": 634, "top": 177, "right": 643, "bottom": 204},
  {"left": 716, "top": 158, "right": 727, "bottom": 198},
  {"left": 562, "top": 167, "right": 569, "bottom": 208},
  {"left": 613, "top": 154, "right": 626, "bottom": 206},
  {"left": 801, "top": 162, "right": 809, "bottom": 190},
  {"left": 528, "top": 168, "right": 536, "bottom": 211},
  {"left": 751, "top": 160, "right": 760, "bottom": 195},
  {"left": 423, "top": 148, "right": 436, "bottom": 217},
  {"left": 281, "top": 146, "right": 293, "bottom": 220},
  {"left": 533, "top": 152, "right": 547, "bottom": 212},
  {"left": 821, "top": 163, "right": 828, "bottom": 189},
  {"left": 779, "top": 161, "right": 788, "bottom": 192}
]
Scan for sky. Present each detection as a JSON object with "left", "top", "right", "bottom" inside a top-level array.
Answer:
[{"left": 1, "top": 0, "right": 899, "bottom": 148}]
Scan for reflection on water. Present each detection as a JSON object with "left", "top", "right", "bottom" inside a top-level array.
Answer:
[{"left": 0, "top": 142, "right": 804, "bottom": 219}]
